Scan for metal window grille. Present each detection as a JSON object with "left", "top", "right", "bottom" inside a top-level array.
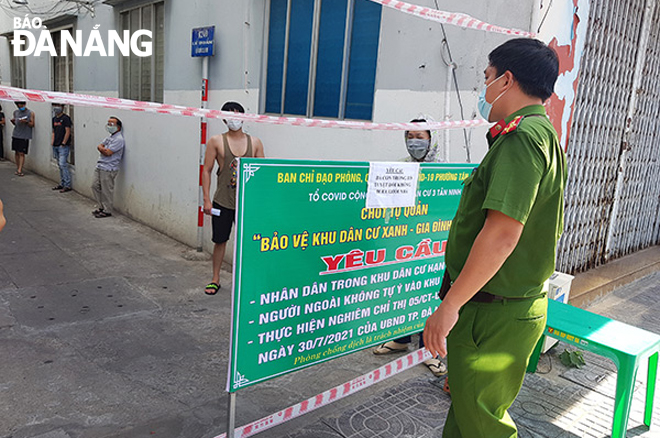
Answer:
[
  {"left": 262, "top": 0, "right": 381, "bottom": 120},
  {"left": 9, "top": 35, "right": 26, "bottom": 89},
  {"left": 605, "top": 1, "right": 660, "bottom": 258},
  {"left": 557, "top": 0, "right": 660, "bottom": 274},
  {"left": 120, "top": 1, "right": 164, "bottom": 103}
]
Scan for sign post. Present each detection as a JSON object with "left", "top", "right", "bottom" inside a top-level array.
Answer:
[{"left": 191, "top": 26, "right": 215, "bottom": 252}]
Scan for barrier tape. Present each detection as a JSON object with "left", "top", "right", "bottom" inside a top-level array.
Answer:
[
  {"left": 214, "top": 348, "right": 432, "bottom": 438},
  {"left": 0, "top": 86, "right": 489, "bottom": 132},
  {"left": 369, "top": 0, "right": 535, "bottom": 38}
]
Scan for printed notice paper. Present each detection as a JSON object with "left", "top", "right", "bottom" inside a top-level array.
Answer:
[{"left": 366, "top": 162, "right": 419, "bottom": 209}]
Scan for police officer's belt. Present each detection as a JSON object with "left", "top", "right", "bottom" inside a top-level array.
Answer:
[{"left": 470, "top": 291, "right": 544, "bottom": 303}]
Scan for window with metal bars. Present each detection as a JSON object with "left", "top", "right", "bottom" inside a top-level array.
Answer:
[
  {"left": 264, "top": 0, "right": 382, "bottom": 120},
  {"left": 8, "top": 34, "right": 26, "bottom": 89},
  {"left": 119, "top": 1, "right": 164, "bottom": 103}
]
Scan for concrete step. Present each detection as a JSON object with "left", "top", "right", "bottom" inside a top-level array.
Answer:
[{"left": 569, "top": 245, "right": 660, "bottom": 308}]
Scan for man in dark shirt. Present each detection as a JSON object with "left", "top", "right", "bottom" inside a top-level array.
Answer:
[{"left": 51, "top": 103, "right": 73, "bottom": 192}]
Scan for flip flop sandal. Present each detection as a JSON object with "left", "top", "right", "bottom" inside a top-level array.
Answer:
[
  {"left": 373, "top": 342, "right": 408, "bottom": 355},
  {"left": 424, "top": 358, "right": 448, "bottom": 377},
  {"left": 16, "top": 172, "right": 25, "bottom": 177},
  {"left": 205, "top": 282, "right": 220, "bottom": 295}
]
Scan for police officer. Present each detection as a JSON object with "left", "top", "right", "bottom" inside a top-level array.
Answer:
[{"left": 424, "top": 38, "right": 566, "bottom": 438}]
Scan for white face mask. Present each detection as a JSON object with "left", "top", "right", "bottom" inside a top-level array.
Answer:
[
  {"left": 226, "top": 119, "right": 243, "bottom": 132},
  {"left": 106, "top": 124, "right": 118, "bottom": 134}
]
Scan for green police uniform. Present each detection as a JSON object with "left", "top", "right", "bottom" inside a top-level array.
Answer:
[{"left": 443, "top": 105, "right": 566, "bottom": 438}]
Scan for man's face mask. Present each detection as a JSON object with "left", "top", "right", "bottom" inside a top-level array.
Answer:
[
  {"left": 406, "top": 138, "right": 430, "bottom": 160},
  {"left": 477, "top": 74, "right": 507, "bottom": 121},
  {"left": 106, "top": 124, "right": 118, "bottom": 134},
  {"left": 226, "top": 119, "right": 243, "bottom": 132},
  {"left": 53, "top": 106, "right": 63, "bottom": 116}
]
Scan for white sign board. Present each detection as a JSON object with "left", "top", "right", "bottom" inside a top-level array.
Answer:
[{"left": 366, "top": 162, "right": 419, "bottom": 209}]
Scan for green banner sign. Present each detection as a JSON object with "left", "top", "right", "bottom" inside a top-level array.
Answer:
[{"left": 227, "top": 159, "right": 476, "bottom": 391}]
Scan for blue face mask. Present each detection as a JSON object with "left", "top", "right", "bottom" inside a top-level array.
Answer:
[
  {"left": 18, "top": 106, "right": 26, "bottom": 111},
  {"left": 477, "top": 74, "right": 506, "bottom": 121}
]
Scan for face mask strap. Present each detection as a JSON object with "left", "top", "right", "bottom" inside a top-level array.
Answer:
[{"left": 484, "top": 74, "right": 507, "bottom": 104}]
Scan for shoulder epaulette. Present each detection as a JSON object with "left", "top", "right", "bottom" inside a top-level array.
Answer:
[
  {"left": 489, "top": 115, "right": 524, "bottom": 139},
  {"left": 501, "top": 115, "right": 524, "bottom": 135}
]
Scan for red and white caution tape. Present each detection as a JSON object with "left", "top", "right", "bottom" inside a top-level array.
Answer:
[
  {"left": 369, "top": 0, "right": 535, "bottom": 38},
  {"left": 0, "top": 85, "right": 489, "bottom": 132},
  {"left": 214, "top": 348, "right": 432, "bottom": 438}
]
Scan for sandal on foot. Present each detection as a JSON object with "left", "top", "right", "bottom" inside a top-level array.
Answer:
[
  {"left": 94, "top": 211, "right": 112, "bottom": 218},
  {"left": 204, "top": 282, "right": 220, "bottom": 295},
  {"left": 424, "top": 358, "right": 447, "bottom": 377},
  {"left": 15, "top": 172, "right": 25, "bottom": 177},
  {"left": 373, "top": 341, "right": 409, "bottom": 355}
]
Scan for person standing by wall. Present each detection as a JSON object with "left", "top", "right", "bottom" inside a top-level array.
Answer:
[
  {"left": 10, "top": 101, "right": 35, "bottom": 176},
  {"left": 424, "top": 38, "right": 565, "bottom": 438},
  {"left": 91, "top": 117, "right": 125, "bottom": 218},
  {"left": 202, "top": 101, "right": 265, "bottom": 295},
  {"left": 51, "top": 103, "right": 73, "bottom": 192}
]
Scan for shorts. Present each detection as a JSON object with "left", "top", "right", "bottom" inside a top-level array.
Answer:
[
  {"left": 11, "top": 138, "right": 29, "bottom": 154},
  {"left": 212, "top": 202, "right": 236, "bottom": 244}
]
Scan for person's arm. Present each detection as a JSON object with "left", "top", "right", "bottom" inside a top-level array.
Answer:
[
  {"left": 63, "top": 127, "right": 71, "bottom": 145},
  {"left": 0, "top": 114, "right": 5, "bottom": 126},
  {"left": 98, "top": 136, "right": 123, "bottom": 156},
  {"left": 97, "top": 139, "right": 114, "bottom": 156},
  {"left": 10, "top": 115, "right": 15, "bottom": 125},
  {"left": 27, "top": 111, "right": 35, "bottom": 128},
  {"left": 51, "top": 130, "right": 55, "bottom": 146},
  {"left": 423, "top": 209, "right": 523, "bottom": 358},
  {"left": 202, "top": 136, "right": 220, "bottom": 215},
  {"left": 252, "top": 137, "right": 265, "bottom": 158},
  {"left": 0, "top": 199, "right": 6, "bottom": 232},
  {"left": 97, "top": 143, "right": 112, "bottom": 156}
]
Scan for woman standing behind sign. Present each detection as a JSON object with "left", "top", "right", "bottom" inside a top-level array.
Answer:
[{"left": 372, "top": 118, "right": 447, "bottom": 377}]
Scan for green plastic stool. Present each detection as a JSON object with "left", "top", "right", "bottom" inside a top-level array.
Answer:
[{"left": 527, "top": 299, "right": 660, "bottom": 438}]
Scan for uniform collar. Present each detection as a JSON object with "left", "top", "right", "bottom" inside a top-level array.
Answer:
[{"left": 487, "top": 104, "right": 547, "bottom": 143}]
